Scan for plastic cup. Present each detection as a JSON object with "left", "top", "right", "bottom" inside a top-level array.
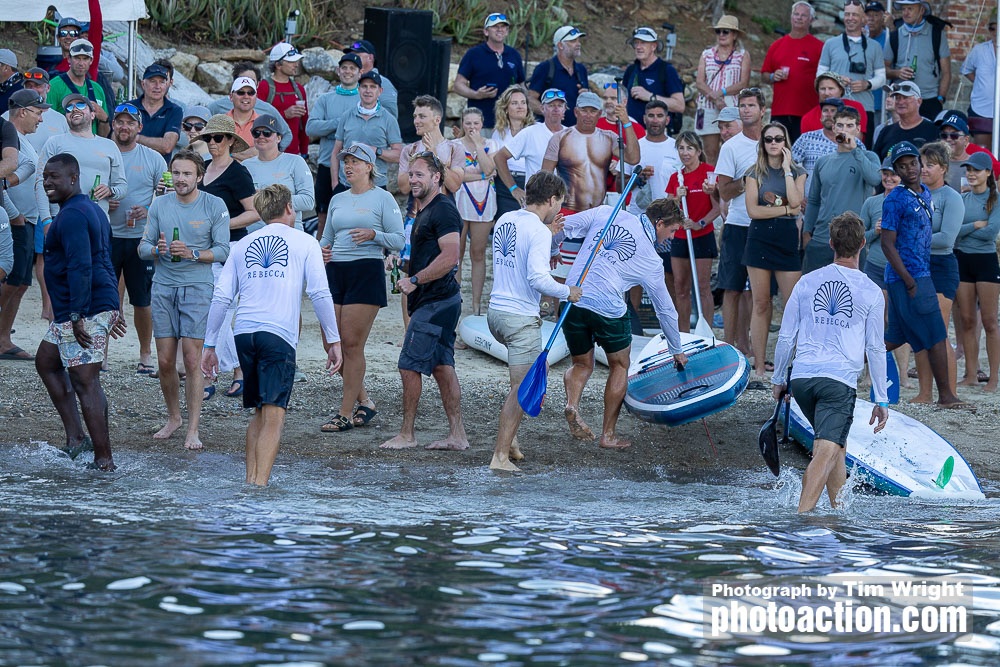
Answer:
[
  {"left": 126, "top": 210, "right": 136, "bottom": 228},
  {"left": 780, "top": 66, "right": 790, "bottom": 77},
  {"left": 706, "top": 172, "right": 718, "bottom": 185}
]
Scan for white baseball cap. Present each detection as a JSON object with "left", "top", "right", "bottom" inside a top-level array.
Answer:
[
  {"left": 231, "top": 76, "right": 257, "bottom": 93},
  {"left": 553, "top": 26, "right": 585, "bottom": 45},
  {"left": 270, "top": 42, "right": 303, "bottom": 63}
]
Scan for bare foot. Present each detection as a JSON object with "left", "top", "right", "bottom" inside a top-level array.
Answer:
[
  {"left": 381, "top": 434, "right": 419, "bottom": 449},
  {"left": 599, "top": 434, "right": 631, "bottom": 449},
  {"left": 957, "top": 378, "right": 979, "bottom": 387},
  {"left": 93, "top": 457, "right": 117, "bottom": 472},
  {"left": 908, "top": 395, "right": 933, "bottom": 404},
  {"left": 153, "top": 417, "right": 182, "bottom": 440},
  {"left": 564, "top": 406, "right": 595, "bottom": 441},
  {"left": 984, "top": 381, "right": 997, "bottom": 393},
  {"left": 184, "top": 433, "right": 203, "bottom": 450},
  {"left": 426, "top": 436, "right": 469, "bottom": 450},
  {"left": 509, "top": 437, "right": 524, "bottom": 461},
  {"left": 489, "top": 453, "right": 521, "bottom": 472}
]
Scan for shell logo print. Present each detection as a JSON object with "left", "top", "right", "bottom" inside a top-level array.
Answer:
[
  {"left": 813, "top": 280, "right": 854, "bottom": 318},
  {"left": 494, "top": 222, "right": 516, "bottom": 257},
  {"left": 245, "top": 235, "right": 290, "bottom": 269},
  {"left": 593, "top": 224, "right": 637, "bottom": 262}
]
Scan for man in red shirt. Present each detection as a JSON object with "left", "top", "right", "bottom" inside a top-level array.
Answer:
[
  {"left": 256, "top": 43, "right": 309, "bottom": 157},
  {"left": 760, "top": 1, "right": 823, "bottom": 143}
]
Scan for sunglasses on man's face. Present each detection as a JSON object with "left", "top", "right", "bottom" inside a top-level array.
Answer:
[
  {"left": 251, "top": 128, "right": 276, "bottom": 138},
  {"left": 182, "top": 121, "right": 206, "bottom": 131},
  {"left": 64, "top": 101, "right": 89, "bottom": 112},
  {"left": 58, "top": 29, "right": 80, "bottom": 38},
  {"left": 939, "top": 132, "right": 965, "bottom": 140},
  {"left": 234, "top": 89, "right": 256, "bottom": 97},
  {"left": 23, "top": 71, "right": 47, "bottom": 80},
  {"left": 205, "top": 134, "right": 230, "bottom": 144}
]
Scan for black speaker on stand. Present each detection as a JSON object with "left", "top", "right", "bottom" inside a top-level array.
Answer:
[{"left": 365, "top": 7, "right": 451, "bottom": 143}]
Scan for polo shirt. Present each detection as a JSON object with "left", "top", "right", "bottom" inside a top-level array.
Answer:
[
  {"left": 621, "top": 58, "right": 684, "bottom": 125},
  {"left": 226, "top": 109, "right": 259, "bottom": 149},
  {"left": 304, "top": 86, "right": 358, "bottom": 166},
  {"left": 457, "top": 42, "right": 525, "bottom": 128},
  {"left": 333, "top": 104, "right": 402, "bottom": 187},
  {"left": 528, "top": 56, "right": 589, "bottom": 126},
  {"left": 760, "top": 34, "right": 824, "bottom": 117},
  {"left": 127, "top": 94, "right": 183, "bottom": 156}
]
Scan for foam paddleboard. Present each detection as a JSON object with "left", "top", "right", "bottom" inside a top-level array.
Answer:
[
  {"left": 869, "top": 350, "right": 900, "bottom": 405},
  {"left": 459, "top": 315, "right": 570, "bottom": 365},
  {"left": 595, "top": 335, "right": 653, "bottom": 367},
  {"left": 624, "top": 333, "right": 750, "bottom": 426},
  {"left": 783, "top": 397, "right": 985, "bottom": 499}
]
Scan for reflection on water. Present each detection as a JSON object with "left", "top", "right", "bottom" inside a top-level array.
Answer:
[{"left": 1, "top": 444, "right": 999, "bottom": 666}]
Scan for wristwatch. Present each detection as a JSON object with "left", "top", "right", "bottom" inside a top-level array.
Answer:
[
  {"left": 190, "top": 249, "right": 200, "bottom": 263},
  {"left": 409, "top": 275, "right": 420, "bottom": 285},
  {"left": 70, "top": 313, "right": 81, "bottom": 323},
  {"left": 375, "top": 147, "right": 384, "bottom": 158}
]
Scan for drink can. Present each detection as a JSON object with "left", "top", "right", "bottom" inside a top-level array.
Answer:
[{"left": 162, "top": 171, "right": 173, "bottom": 188}]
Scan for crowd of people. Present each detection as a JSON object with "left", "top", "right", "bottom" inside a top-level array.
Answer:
[{"left": 1, "top": 3, "right": 998, "bottom": 506}]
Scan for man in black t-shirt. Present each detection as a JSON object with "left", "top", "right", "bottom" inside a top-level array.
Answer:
[
  {"left": 872, "top": 81, "right": 938, "bottom": 160},
  {"left": 0, "top": 115, "right": 19, "bottom": 182},
  {"left": 382, "top": 152, "right": 468, "bottom": 452}
]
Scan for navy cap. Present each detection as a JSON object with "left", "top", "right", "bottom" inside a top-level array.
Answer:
[
  {"left": 880, "top": 154, "right": 895, "bottom": 170},
  {"left": 143, "top": 64, "right": 170, "bottom": 80},
  {"left": 359, "top": 70, "right": 382, "bottom": 86},
  {"left": 937, "top": 110, "right": 969, "bottom": 134},
  {"left": 345, "top": 39, "right": 376, "bottom": 55},
  {"left": 339, "top": 53, "right": 362, "bottom": 68},
  {"left": 58, "top": 16, "right": 82, "bottom": 30},
  {"left": 889, "top": 141, "right": 920, "bottom": 165},
  {"left": 960, "top": 152, "right": 993, "bottom": 172},
  {"left": 820, "top": 96, "right": 845, "bottom": 109},
  {"left": 865, "top": 1, "right": 886, "bottom": 12}
]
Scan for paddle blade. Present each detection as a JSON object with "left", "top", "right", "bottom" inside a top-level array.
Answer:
[
  {"left": 517, "top": 351, "right": 550, "bottom": 417},
  {"left": 870, "top": 350, "right": 900, "bottom": 404},
  {"left": 934, "top": 455, "right": 955, "bottom": 489},
  {"left": 694, "top": 315, "right": 714, "bottom": 340},
  {"left": 758, "top": 393, "right": 785, "bottom": 477}
]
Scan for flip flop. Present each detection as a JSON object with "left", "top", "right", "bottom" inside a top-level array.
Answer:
[
  {"left": 937, "top": 401, "right": 976, "bottom": 412},
  {"left": 203, "top": 384, "right": 216, "bottom": 401},
  {"left": 224, "top": 379, "right": 244, "bottom": 398},
  {"left": 136, "top": 362, "right": 155, "bottom": 375},
  {"left": 907, "top": 367, "right": 919, "bottom": 379},
  {"left": 764, "top": 360, "right": 775, "bottom": 373},
  {"left": 747, "top": 374, "right": 768, "bottom": 391},
  {"left": 0, "top": 346, "right": 34, "bottom": 361},
  {"left": 321, "top": 415, "right": 353, "bottom": 432},
  {"left": 352, "top": 404, "right": 378, "bottom": 427},
  {"left": 977, "top": 370, "right": 989, "bottom": 383}
]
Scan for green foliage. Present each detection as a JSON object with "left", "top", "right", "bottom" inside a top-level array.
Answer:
[
  {"left": 402, "top": 0, "right": 565, "bottom": 47},
  {"left": 145, "top": 0, "right": 332, "bottom": 46},
  {"left": 752, "top": 15, "right": 781, "bottom": 34}
]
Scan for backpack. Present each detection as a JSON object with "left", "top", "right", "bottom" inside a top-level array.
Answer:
[
  {"left": 889, "top": 14, "right": 952, "bottom": 77},
  {"left": 541, "top": 57, "right": 586, "bottom": 93},
  {"left": 262, "top": 77, "right": 306, "bottom": 106},
  {"left": 624, "top": 58, "right": 683, "bottom": 136}
]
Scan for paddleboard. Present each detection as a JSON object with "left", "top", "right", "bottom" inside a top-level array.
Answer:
[
  {"left": 782, "top": 397, "right": 985, "bottom": 499},
  {"left": 595, "top": 335, "right": 653, "bottom": 367},
  {"left": 624, "top": 333, "right": 750, "bottom": 426},
  {"left": 459, "top": 315, "right": 570, "bottom": 365}
]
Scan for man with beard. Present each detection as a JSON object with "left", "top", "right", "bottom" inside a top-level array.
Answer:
[
  {"left": 46, "top": 40, "right": 110, "bottom": 136},
  {"left": 36, "top": 153, "right": 124, "bottom": 471},
  {"left": 632, "top": 100, "right": 681, "bottom": 211},
  {"left": 138, "top": 150, "right": 230, "bottom": 451},
  {"left": 528, "top": 26, "right": 589, "bottom": 126},
  {"left": 37, "top": 94, "right": 125, "bottom": 223},
  {"left": 381, "top": 152, "right": 467, "bottom": 452},
  {"left": 257, "top": 43, "right": 310, "bottom": 157},
  {"left": 109, "top": 103, "right": 167, "bottom": 376}
]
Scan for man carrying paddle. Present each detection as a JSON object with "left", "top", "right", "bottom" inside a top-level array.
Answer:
[
  {"left": 489, "top": 171, "right": 583, "bottom": 471},
  {"left": 558, "top": 197, "right": 687, "bottom": 449},
  {"left": 771, "top": 211, "right": 889, "bottom": 513}
]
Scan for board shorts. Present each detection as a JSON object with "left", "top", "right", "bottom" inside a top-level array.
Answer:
[
  {"left": 790, "top": 376, "right": 856, "bottom": 448},
  {"left": 150, "top": 283, "right": 213, "bottom": 340},
  {"left": 326, "top": 258, "right": 388, "bottom": 307},
  {"left": 43, "top": 310, "right": 119, "bottom": 368},
  {"left": 716, "top": 224, "right": 749, "bottom": 291},
  {"left": 6, "top": 222, "right": 35, "bottom": 286},
  {"left": 487, "top": 308, "right": 541, "bottom": 367},
  {"left": 399, "top": 293, "right": 462, "bottom": 375},
  {"left": 885, "top": 276, "right": 947, "bottom": 353},
  {"left": 235, "top": 331, "right": 297, "bottom": 410},
  {"left": 111, "top": 237, "right": 155, "bottom": 308},
  {"left": 562, "top": 305, "right": 632, "bottom": 357},
  {"left": 863, "top": 259, "right": 887, "bottom": 291}
]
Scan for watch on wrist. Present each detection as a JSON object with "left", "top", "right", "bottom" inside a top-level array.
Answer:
[
  {"left": 375, "top": 147, "right": 383, "bottom": 158},
  {"left": 70, "top": 313, "right": 81, "bottom": 323},
  {"left": 409, "top": 275, "right": 419, "bottom": 285},
  {"left": 190, "top": 249, "right": 200, "bottom": 263}
]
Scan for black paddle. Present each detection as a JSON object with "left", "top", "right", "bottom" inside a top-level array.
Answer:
[{"left": 758, "top": 367, "right": 791, "bottom": 477}]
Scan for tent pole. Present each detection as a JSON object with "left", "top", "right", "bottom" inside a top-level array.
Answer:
[
  {"left": 127, "top": 21, "right": 136, "bottom": 100},
  {"left": 994, "top": 17, "right": 1000, "bottom": 156}
]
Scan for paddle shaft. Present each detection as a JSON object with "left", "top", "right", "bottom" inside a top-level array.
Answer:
[
  {"left": 677, "top": 170, "right": 712, "bottom": 339},
  {"left": 615, "top": 77, "right": 625, "bottom": 194}
]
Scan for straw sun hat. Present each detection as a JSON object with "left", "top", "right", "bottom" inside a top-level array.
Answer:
[{"left": 196, "top": 114, "right": 250, "bottom": 154}]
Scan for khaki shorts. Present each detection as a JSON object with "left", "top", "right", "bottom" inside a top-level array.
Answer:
[
  {"left": 487, "top": 308, "right": 541, "bottom": 367},
  {"left": 43, "top": 310, "right": 119, "bottom": 368}
]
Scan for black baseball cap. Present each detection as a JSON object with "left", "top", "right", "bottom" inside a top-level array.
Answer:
[
  {"left": 9, "top": 89, "right": 51, "bottom": 111},
  {"left": 339, "top": 53, "right": 362, "bottom": 68},
  {"left": 359, "top": 70, "right": 382, "bottom": 86},
  {"left": 345, "top": 39, "right": 376, "bottom": 55},
  {"left": 864, "top": 1, "right": 885, "bottom": 12}
]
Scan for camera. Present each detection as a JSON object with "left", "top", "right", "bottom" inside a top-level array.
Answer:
[{"left": 849, "top": 61, "right": 866, "bottom": 75}]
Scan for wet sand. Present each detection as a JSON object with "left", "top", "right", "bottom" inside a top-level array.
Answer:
[{"left": 2, "top": 284, "right": 999, "bottom": 487}]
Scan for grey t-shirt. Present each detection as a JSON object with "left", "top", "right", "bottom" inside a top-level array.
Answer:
[
  {"left": 956, "top": 190, "right": 1000, "bottom": 254},
  {"left": 1, "top": 109, "right": 69, "bottom": 153},
  {"left": 37, "top": 133, "right": 127, "bottom": 221},
  {"left": 0, "top": 204, "right": 11, "bottom": 276},
  {"left": 928, "top": 184, "right": 963, "bottom": 255},
  {"left": 861, "top": 192, "right": 887, "bottom": 269},
  {"left": 334, "top": 107, "right": 402, "bottom": 187},
  {"left": 884, "top": 23, "right": 950, "bottom": 100},
  {"left": 752, "top": 164, "right": 806, "bottom": 219},
  {"left": 242, "top": 152, "right": 315, "bottom": 231},
  {"left": 138, "top": 190, "right": 231, "bottom": 287},
  {"left": 7, "top": 130, "right": 48, "bottom": 224},
  {"left": 320, "top": 186, "right": 404, "bottom": 262},
  {"left": 111, "top": 144, "right": 167, "bottom": 239},
  {"left": 818, "top": 34, "right": 885, "bottom": 111}
]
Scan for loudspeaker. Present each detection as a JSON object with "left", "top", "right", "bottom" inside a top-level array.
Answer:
[{"left": 365, "top": 7, "right": 449, "bottom": 143}]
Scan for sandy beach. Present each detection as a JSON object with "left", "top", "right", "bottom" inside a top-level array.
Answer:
[{"left": 2, "top": 279, "right": 998, "bottom": 487}]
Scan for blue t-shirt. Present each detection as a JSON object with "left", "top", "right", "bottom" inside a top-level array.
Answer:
[
  {"left": 43, "top": 193, "right": 120, "bottom": 322},
  {"left": 457, "top": 43, "right": 525, "bottom": 128},
  {"left": 528, "top": 56, "right": 589, "bottom": 126},
  {"left": 881, "top": 184, "right": 933, "bottom": 284},
  {"left": 621, "top": 58, "right": 684, "bottom": 127},
  {"left": 128, "top": 95, "right": 184, "bottom": 157}
]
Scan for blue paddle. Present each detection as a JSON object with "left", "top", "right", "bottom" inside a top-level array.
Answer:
[
  {"left": 518, "top": 167, "right": 643, "bottom": 417},
  {"left": 869, "top": 350, "right": 900, "bottom": 404}
]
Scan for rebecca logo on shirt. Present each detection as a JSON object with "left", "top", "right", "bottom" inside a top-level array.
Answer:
[
  {"left": 493, "top": 222, "right": 516, "bottom": 268},
  {"left": 592, "top": 224, "right": 637, "bottom": 263},
  {"left": 812, "top": 280, "right": 853, "bottom": 328},
  {"left": 245, "top": 234, "right": 289, "bottom": 278}
]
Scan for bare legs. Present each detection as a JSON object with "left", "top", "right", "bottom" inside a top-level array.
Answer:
[
  {"left": 671, "top": 256, "right": 714, "bottom": 333},
  {"left": 798, "top": 439, "right": 846, "bottom": 513},
  {"left": 458, "top": 221, "right": 492, "bottom": 316},
  {"left": 244, "top": 405, "right": 286, "bottom": 485},
  {"left": 381, "top": 365, "right": 469, "bottom": 450},
  {"left": 563, "top": 346, "right": 632, "bottom": 449},
  {"left": 491, "top": 362, "right": 530, "bottom": 471},
  {"left": 723, "top": 289, "right": 752, "bottom": 355},
  {"left": 957, "top": 281, "right": 1000, "bottom": 391},
  {"left": 748, "top": 268, "right": 800, "bottom": 377},
  {"left": 35, "top": 256, "right": 53, "bottom": 321},
  {"left": 332, "top": 303, "right": 380, "bottom": 420},
  {"left": 0, "top": 284, "right": 30, "bottom": 355},
  {"left": 153, "top": 336, "right": 206, "bottom": 449}
]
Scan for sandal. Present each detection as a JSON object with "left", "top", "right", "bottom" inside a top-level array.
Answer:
[
  {"left": 747, "top": 374, "right": 768, "bottom": 390},
  {"left": 764, "top": 360, "right": 774, "bottom": 373},
  {"left": 977, "top": 370, "right": 989, "bottom": 383},
  {"left": 203, "top": 384, "right": 216, "bottom": 401},
  {"left": 321, "top": 415, "right": 353, "bottom": 432},
  {"left": 224, "top": 379, "right": 244, "bottom": 398},
  {"left": 907, "top": 367, "right": 918, "bottom": 379},
  {"left": 136, "top": 362, "right": 156, "bottom": 375},
  {"left": 352, "top": 404, "right": 378, "bottom": 427}
]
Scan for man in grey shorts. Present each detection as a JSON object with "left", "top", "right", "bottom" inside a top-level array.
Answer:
[
  {"left": 487, "top": 171, "right": 582, "bottom": 471},
  {"left": 138, "top": 149, "right": 230, "bottom": 451}
]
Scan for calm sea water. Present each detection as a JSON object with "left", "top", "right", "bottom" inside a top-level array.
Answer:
[{"left": 2, "top": 443, "right": 999, "bottom": 666}]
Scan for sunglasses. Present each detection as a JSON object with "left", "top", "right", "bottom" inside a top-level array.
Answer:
[
  {"left": 414, "top": 150, "right": 443, "bottom": 169},
  {"left": 939, "top": 132, "right": 965, "bottom": 140},
  {"left": 57, "top": 29, "right": 80, "bottom": 37},
  {"left": 715, "top": 29, "right": 732, "bottom": 35},
  {"left": 64, "top": 101, "right": 89, "bottom": 112},
  {"left": 281, "top": 48, "right": 300, "bottom": 59},
  {"left": 182, "top": 121, "right": 206, "bottom": 131},
  {"left": 559, "top": 28, "right": 581, "bottom": 41},
  {"left": 740, "top": 87, "right": 763, "bottom": 96},
  {"left": 603, "top": 82, "right": 619, "bottom": 89},
  {"left": 251, "top": 128, "right": 276, "bottom": 138},
  {"left": 486, "top": 13, "right": 508, "bottom": 23},
  {"left": 204, "top": 134, "right": 230, "bottom": 144},
  {"left": 763, "top": 135, "right": 786, "bottom": 144},
  {"left": 541, "top": 90, "right": 567, "bottom": 102},
  {"left": 23, "top": 70, "right": 47, "bottom": 80},
  {"left": 114, "top": 102, "right": 140, "bottom": 115},
  {"left": 234, "top": 89, "right": 256, "bottom": 97},
  {"left": 844, "top": 0, "right": 864, "bottom": 5}
]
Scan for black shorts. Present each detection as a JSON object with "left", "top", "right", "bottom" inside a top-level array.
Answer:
[
  {"left": 111, "top": 237, "right": 155, "bottom": 308},
  {"left": 790, "top": 376, "right": 856, "bottom": 448},
  {"left": 670, "top": 230, "right": 718, "bottom": 260},
  {"left": 315, "top": 164, "right": 333, "bottom": 213},
  {"left": 658, "top": 250, "right": 673, "bottom": 274},
  {"left": 562, "top": 305, "right": 633, "bottom": 357},
  {"left": 716, "top": 224, "right": 749, "bottom": 291},
  {"left": 326, "top": 258, "right": 388, "bottom": 307},
  {"left": 744, "top": 218, "right": 800, "bottom": 272},
  {"left": 398, "top": 293, "right": 462, "bottom": 375},
  {"left": 235, "top": 331, "right": 297, "bottom": 410},
  {"left": 5, "top": 222, "right": 34, "bottom": 286},
  {"left": 955, "top": 249, "right": 1000, "bottom": 284}
]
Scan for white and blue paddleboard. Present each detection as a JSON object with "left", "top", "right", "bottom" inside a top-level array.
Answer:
[
  {"left": 624, "top": 333, "right": 750, "bottom": 426},
  {"left": 783, "top": 397, "right": 985, "bottom": 499},
  {"left": 459, "top": 315, "right": 570, "bottom": 366}
]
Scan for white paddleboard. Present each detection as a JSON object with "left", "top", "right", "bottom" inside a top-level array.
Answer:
[
  {"left": 459, "top": 315, "right": 570, "bottom": 365},
  {"left": 784, "top": 398, "right": 985, "bottom": 500},
  {"left": 595, "top": 335, "right": 653, "bottom": 367}
]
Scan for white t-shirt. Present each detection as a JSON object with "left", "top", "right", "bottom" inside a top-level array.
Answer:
[
  {"left": 962, "top": 40, "right": 996, "bottom": 118},
  {"left": 715, "top": 132, "right": 758, "bottom": 227},
  {"left": 206, "top": 223, "right": 340, "bottom": 349},
  {"left": 772, "top": 262, "right": 887, "bottom": 402},
  {"left": 502, "top": 122, "right": 558, "bottom": 183},
  {"left": 492, "top": 126, "right": 527, "bottom": 174},
  {"left": 489, "top": 209, "right": 570, "bottom": 316},
  {"left": 562, "top": 206, "right": 682, "bottom": 355},
  {"left": 637, "top": 136, "right": 681, "bottom": 198}
]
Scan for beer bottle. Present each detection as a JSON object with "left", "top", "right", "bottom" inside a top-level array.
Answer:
[
  {"left": 90, "top": 174, "right": 101, "bottom": 201},
  {"left": 390, "top": 257, "right": 401, "bottom": 294},
  {"left": 171, "top": 227, "right": 182, "bottom": 262},
  {"left": 910, "top": 55, "right": 918, "bottom": 75}
]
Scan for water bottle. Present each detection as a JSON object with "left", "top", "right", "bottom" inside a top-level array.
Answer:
[
  {"left": 171, "top": 227, "right": 182, "bottom": 262},
  {"left": 90, "top": 174, "right": 100, "bottom": 201},
  {"left": 390, "top": 258, "right": 401, "bottom": 294}
]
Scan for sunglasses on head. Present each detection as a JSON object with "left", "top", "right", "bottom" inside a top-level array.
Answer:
[
  {"left": 182, "top": 121, "right": 206, "bottom": 131},
  {"left": 486, "top": 13, "right": 508, "bottom": 23},
  {"left": 23, "top": 70, "right": 47, "bottom": 80},
  {"left": 205, "top": 134, "right": 230, "bottom": 144},
  {"left": 939, "top": 131, "right": 965, "bottom": 140},
  {"left": 541, "top": 90, "right": 567, "bottom": 102},
  {"left": 740, "top": 87, "right": 763, "bottom": 96},
  {"left": 715, "top": 28, "right": 732, "bottom": 35},
  {"left": 64, "top": 101, "right": 88, "bottom": 112},
  {"left": 603, "top": 82, "right": 619, "bottom": 90},
  {"left": 114, "top": 102, "right": 140, "bottom": 115},
  {"left": 844, "top": 0, "right": 864, "bottom": 6},
  {"left": 251, "top": 128, "right": 275, "bottom": 138},
  {"left": 414, "top": 150, "right": 443, "bottom": 169},
  {"left": 763, "top": 135, "right": 786, "bottom": 144},
  {"left": 57, "top": 29, "right": 80, "bottom": 37},
  {"left": 234, "top": 89, "right": 256, "bottom": 97}
]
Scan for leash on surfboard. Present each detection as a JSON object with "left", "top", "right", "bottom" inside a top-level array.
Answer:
[{"left": 701, "top": 418, "right": 719, "bottom": 458}]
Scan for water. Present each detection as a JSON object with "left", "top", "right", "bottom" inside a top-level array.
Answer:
[{"left": 2, "top": 444, "right": 1000, "bottom": 666}]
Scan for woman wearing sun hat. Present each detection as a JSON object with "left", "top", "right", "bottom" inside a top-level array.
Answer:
[{"left": 694, "top": 15, "right": 751, "bottom": 164}]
